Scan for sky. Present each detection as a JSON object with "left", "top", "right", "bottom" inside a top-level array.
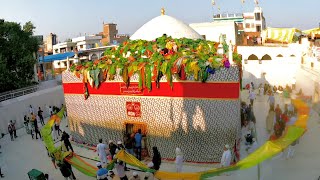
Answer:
[{"left": 0, "top": 0, "right": 319, "bottom": 41}]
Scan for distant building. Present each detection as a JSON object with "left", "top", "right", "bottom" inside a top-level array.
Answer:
[
  {"left": 72, "top": 35, "right": 102, "bottom": 51},
  {"left": 45, "top": 33, "right": 57, "bottom": 55},
  {"left": 100, "top": 23, "right": 129, "bottom": 45},
  {"left": 192, "top": 7, "right": 266, "bottom": 45},
  {"left": 53, "top": 42, "right": 76, "bottom": 54}
]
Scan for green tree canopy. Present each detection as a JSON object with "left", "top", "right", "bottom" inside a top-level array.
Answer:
[{"left": 0, "top": 20, "right": 39, "bottom": 93}]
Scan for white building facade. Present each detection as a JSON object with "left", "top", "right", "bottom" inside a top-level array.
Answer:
[
  {"left": 72, "top": 35, "right": 102, "bottom": 51},
  {"left": 189, "top": 21, "right": 238, "bottom": 45}
]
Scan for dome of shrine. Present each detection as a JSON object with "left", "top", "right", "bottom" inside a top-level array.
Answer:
[{"left": 130, "top": 9, "right": 203, "bottom": 41}]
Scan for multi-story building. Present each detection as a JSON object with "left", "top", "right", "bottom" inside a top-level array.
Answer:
[
  {"left": 194, "top": 6, "right": 266, "bottom": 45},
  {"left": 45, "top": 33, "right": 57, "bottom": 55},
  {"left": 53, "top": 42, "right": 76, "bottom": 54},
  {"left": 72, "top": 35, "right": 102, "bottom": 51},
  {"left": 100, "top": 23, "right": 129, "bottom": 45}
]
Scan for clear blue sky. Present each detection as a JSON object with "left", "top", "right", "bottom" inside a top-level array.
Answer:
[{"left": 0, "top": 0, "right": 318, "bottom": 41}]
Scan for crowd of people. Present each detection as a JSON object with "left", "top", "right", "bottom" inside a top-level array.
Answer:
[{"left": 94, "top": 128, "right": 170, "bottom": 180}]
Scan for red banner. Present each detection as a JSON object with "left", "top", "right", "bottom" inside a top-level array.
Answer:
[
  {"left": 126, "top": 102, "right": 141, "bottom": 117},
  {"left": 63, "top": 82, "right": 240, "bottom": 99}
]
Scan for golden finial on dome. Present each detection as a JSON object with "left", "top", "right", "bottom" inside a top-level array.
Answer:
[{"left": 161, "top": 7, "right": 165, "bottom": 15}]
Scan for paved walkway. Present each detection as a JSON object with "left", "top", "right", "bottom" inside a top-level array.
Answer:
[{"left": 0, "top": 90, "right": 318, "bottom": 180}]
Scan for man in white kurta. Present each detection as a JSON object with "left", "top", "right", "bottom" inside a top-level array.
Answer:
[
  {"left": 220, "top": 144, "right": 232, "bottom": 167},
  {"left": 97, "top": 139, "right": 108, "bottom": 165},
  {"left": 175, "top": 147, "right": 183, "bottom": 172}
]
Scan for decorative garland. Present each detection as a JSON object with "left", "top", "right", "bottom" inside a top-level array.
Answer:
[{"left": 70, "top": 35, "right": 242, "bottom": 99}]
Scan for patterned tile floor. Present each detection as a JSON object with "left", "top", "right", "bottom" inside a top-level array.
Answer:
[{"left": 0, "top": 89, "right": 319, "bottom": 180}]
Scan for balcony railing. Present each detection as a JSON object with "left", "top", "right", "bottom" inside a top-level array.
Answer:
[{"left": 0, "top": 85, "right": 39, "bottom": 102}]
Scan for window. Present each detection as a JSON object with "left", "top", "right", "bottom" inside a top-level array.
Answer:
[
  {"left": 55, "top": 49, "right": 58, "bottom": 53},
  {"left": 80, "top": 45, "right": 83, "bottom": 49},
  {"left": 64, "top": 62, "right": 67, "bottom": 67},
  {"left": 251, "top": 23, "right": 255, "bottom": 28},
  {"left": 256, "top": 25, "right": 261, "bottom": 32},
  {"left": 255, "top": 13, "right": 261, "bottom": 21},
  {"left": 201, "top": 35, "right": 206, "bottom": 40},
  {"left": 245, "top": 23, "right": 250, "bottom": 28},
  {"left": 71, "top": 47, "right": 74, "bottom": 51}
]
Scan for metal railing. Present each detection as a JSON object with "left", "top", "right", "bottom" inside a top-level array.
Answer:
[{"left": 0, "top": 85, "right": 39, "bottom": 102}]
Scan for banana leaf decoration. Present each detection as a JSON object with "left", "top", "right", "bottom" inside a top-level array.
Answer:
[
  {"left": 145, "top": 64, "right": 152, "bottom": 91},
  {"left": 91, "top": 68, "right": 100, "bottom": 89},
  {"left": 138, "top": 70, "right": 143, "bottom": 90},
  {"left": 108, "top": 64, "right": 116, "bottom": 80},
  {"left": 179, "top": 64, "right": 187, "bottom": 80},
  {"left": 83, "top": 83, "right": 89, "bottom": 100},
  {"left": 88, "top": 70, "right": 95, "bottom": 88},
  {"left": 121, "top": 65, "right": 130, "bottom": 88},
  {"left": 152, "top": 62, "right": 158, "bottom": 81},
  {"left": 99, "top": 69, "right": 106, "bottom": 84},
  {"left": 189, "top": 61, "right": 200, "bottom": 81},
  {"left": 156, "top": 71, "right": 163, "bottom": 89},
  {"left": 82, "top": 69, "right": 88, "bottom": 83},
  {"left": 200, "top": 66, "right": 209, "bottom": 83}
]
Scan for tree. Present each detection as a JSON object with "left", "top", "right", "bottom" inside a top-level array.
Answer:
[
  {"left": 0, "top": 19, "right": 39, "bottom": 93},
  {"left": 23, "top": 21, "right": 35, "bottom": 34}
]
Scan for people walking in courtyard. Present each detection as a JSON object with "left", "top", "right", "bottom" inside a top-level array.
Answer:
[
  {"left": 286, "top": 139, "right": 298, "bottom": 160},
  {"left": 96, "top": 162, "right": 108, "bottom": 180},
  {"left": 30, "top": 113, "right": 36, "bottom": 139},
  {"left": 134, "top": 129, "right": 142, "bottom": 160},
  {"left": 267, "top": 93, "right": 275, "bottom": 110},
  {"left": 266, "top": 108, "right": 275, "bottom": 134},
  {"left": 61, "top": 130, "right": 73, "bottom": 152},
  {"left": 175, "top": 147, "right": 183, "bottom": 172},
  {"left": 115, "top": 160, "right": 128, "bottom": 180},
  {"left": 29, "top": 105, "right": 34, "bottom": 114},
  {"left": 38, "top": 107, "right": 45, "bottom": 125},
  {"left": 0, "top": 168, "right": 4, "bottom": 178},
  {"left": 125, "top": 134, "right": 134, "bottom": 156},
  {"left": 54, "top": 120, "right": 62, "bottom": 137},
  {"left": 220, "top": 144, "right": 232, "bottom": 167},
  {"left": 63, "top": 159, "right": 76, "bottom": 180},
  {"left": 97, "top": 138, "right": 108, "bottom": 165},
  {"left": 10, "top": 120, "right": 17, "bottom": 138},
  {"left": 33, "top": 118, "right": 42, "bottom": 139},
  {"left": 24, "top": 115, "right": 30, "bottom": 134},
  {"left": 248, "top": 90, "right": 256, "bottom": 106},
  {"left": 129, "top": 172, "right": 140, "bottom": 180},
  {"left": 44, "top": 173, "right": 53, "bottom": 180},
  {"left": 8, "top": 123, "right": 14, "bottom": 141},
  {"left": 0, "top": 146, "right": 4, "bottom": 178},
  {"left": 108, "top": 140, "right": 117, "bottom": 160},
  {"left": 152, "top": 146, "right": 161, "bottom": 170},
  {"left": 57, "top": 162, "right": 73, "bottom": 180},
  {"left": 50, "top": 153, "right": 57, "bottom": 169}
]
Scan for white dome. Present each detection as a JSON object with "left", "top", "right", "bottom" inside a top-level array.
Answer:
[{"left": 130, "top": 15, "right": 203, "bottom": 41}]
